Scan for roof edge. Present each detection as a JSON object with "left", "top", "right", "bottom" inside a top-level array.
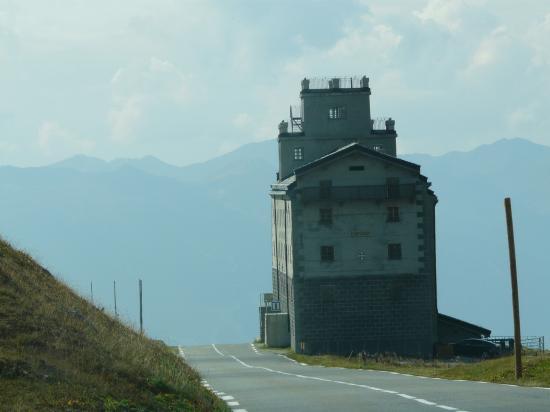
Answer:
[
  {"left": 438, "top": 313, "right": 492, "bottom": 336},
  {"left": 294, "top": 143, "right": 420, "bottom": 176}
]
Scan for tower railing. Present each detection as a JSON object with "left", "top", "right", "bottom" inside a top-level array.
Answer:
[
  {"left": 305, "top": 77, "right": 368, "bottom": 90},
  {"left": 372, "top": 117, "right": 392, "bottom": 130},
  {"left": 290, "top": 104, "right": 303, "bottom": 133}
]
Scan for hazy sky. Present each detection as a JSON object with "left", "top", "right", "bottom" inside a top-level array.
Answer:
[{"left": 1, "top": 0, "right": 549, "bottom": 166}]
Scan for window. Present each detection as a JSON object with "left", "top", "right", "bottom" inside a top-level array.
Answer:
[
  {"left": 319, "top": 180, "right": 332, "bottom": 199},
  {"left": 387, "top": 206, "right": 400, "bottom": 222},
  {"left": 387, "top": 177, "right": 400, "bottom": 199},
  {"left": 321, "top": 246, "right": 334, "bottom": 262},
  {"left": 373, "top": 145, "right": 384, "bottom": 152},
  {"left": 349, "top": 165, "right": 365, "bottom": 171},
  {"left": 319, "top": 208, "right": 332, "bottom": 225},
  {"left": 293, "top": 147, "right": 304, "bottom": 160},
  {"left": 388, "top": 243, "right": 402, "bottom": 260},
  {"left": 328, "top": 106, "right": 346, "bottom": 119}
]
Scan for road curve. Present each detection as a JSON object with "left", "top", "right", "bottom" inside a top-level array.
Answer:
[{"left": 181, "top": 343, "right": 550, "bottom": 412}]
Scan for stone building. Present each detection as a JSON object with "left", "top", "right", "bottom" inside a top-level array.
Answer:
[{"left": 263, "top": 76, "right": 488, "bottom": 357}]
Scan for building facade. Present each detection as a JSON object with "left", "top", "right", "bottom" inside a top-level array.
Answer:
[{"left": 269, "top": 76, "right": 439, "bottom": 357}]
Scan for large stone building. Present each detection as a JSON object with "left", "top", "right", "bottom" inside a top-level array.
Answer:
[{"left": 264, "top": 76, "right": 488, "bottom": 357}]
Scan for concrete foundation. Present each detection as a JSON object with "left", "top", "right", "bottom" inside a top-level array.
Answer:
[{"left": 265, "top": 313, "right": 290, "bottom": 347}]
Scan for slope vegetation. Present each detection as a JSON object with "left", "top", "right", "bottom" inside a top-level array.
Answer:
[{"left": 0, "top": 238, "right": 228, "bottom": 411}]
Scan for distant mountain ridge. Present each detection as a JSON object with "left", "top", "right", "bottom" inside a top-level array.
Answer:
[
  {"left": 1, "top": 137, "right": 548, "bottom": 344},
  {"left": 51, "top": 140, "right": 278, "bottom": 183}
]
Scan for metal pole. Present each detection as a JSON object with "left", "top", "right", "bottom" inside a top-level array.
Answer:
[
  {"left": 113, "top": 280, "right": 118, "bottom": 317},
  {"left": 139, "top": 279, "right": 143, "bottom": 334},
  {"left": 90, "top": 281, "right": 94, "bottom": 304},
  {"left": 504, "top": 197, "right": 522, "bottom": 379}
]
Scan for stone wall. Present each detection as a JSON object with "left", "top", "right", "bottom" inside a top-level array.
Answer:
[
  {"left": 265, "top": 313, "right": 290, "bottom": 347},
  {"left": 293, "top": 273, "right": 437, "bottom": 357}
]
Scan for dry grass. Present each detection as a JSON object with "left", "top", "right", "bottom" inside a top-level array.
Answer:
[
  {"left": 288, "top": 351, "right": 550, "bottom": 387},
  {"left": 0, "top": 238, "right": 229, "bottom": 411}
]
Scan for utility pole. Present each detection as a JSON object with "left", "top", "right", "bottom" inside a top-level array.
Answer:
[
  {"left": 504, "top": 197, "right": 522, "bottom": 379},
  {"left": 90, "top": 281, "right": 94, "bottom": 304},
  {"left": 139, "top": 279, "right": 143, "bottom": 334},
  {"left": 113, "top": 280, "right": 118, "bottom": 317}
]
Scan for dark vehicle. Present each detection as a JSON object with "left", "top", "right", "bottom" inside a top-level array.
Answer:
[{"left": 452, "top": 338, "right": 500, "bottom": 359}]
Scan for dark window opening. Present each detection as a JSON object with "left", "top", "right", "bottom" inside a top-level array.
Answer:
[
  {"left": 349, "top": 165, "right": 365, "bottom": 171},
  {"left": 387, "top": 177, "right": 400, "bottom": 199},
  {"left": 319, "top": 180, "right": 332, "bottom": 199},
  {"left": 321, "top": 245, "right": 335, "bottom": 262},
  {"left": 388, "top": 243, "right": 402, "bottom": 260},
  {"left": 387, "top": 206, "right": 400, "bottom": 222},
  {"left": 319, "top": 208, "right": 333, "bottom": 225}
]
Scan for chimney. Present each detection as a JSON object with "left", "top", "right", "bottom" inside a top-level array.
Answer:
[
  {"left": 329, "top": 78, "right": 340, "bottom": 89},
  {"left": 385, "top": 117, "right": 395, "bottom": 131}
]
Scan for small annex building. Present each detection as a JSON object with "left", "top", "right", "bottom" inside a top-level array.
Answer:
[{"left": 261, "top": 76, "right": 489, "bottom": 357}]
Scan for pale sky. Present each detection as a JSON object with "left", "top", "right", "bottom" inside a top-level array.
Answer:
[{"left": 1, "top": 0, "right": 549, "bottom": 166}]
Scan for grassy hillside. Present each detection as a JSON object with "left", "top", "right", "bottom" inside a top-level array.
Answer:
[{"left": 0, "top": 238, "right": 228, "bottom": 411}]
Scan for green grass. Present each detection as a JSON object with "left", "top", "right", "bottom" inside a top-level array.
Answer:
[
  {"left": 0, "top": 238, "right": 229, "bottom": 411},
  {"left": 287, "top": 351, "right": 550, "bottom": 387}
]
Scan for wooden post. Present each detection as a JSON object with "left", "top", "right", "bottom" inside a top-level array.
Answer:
[
  {"left": 113, "top": 280, "right": 118, "bottom": 317},
  {"left": 139, "top": 279, "right": 143, "bottom": 334},
  {"left": 504, "top": 197, "right": 522, "bottom": 379}
]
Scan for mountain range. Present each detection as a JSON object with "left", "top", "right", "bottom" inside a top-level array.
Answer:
[{"left": 0, "top": 137, "right": 548, "bottom": 345}]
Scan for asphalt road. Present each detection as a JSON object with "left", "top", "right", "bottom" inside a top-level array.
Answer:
[{"left": 181, "top": 343, "right": 550, "bottom": 412}]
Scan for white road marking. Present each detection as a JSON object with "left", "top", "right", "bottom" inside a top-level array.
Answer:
[
  {"left": 250, "top": 344, "right": 262, "bottom": 355},
  {"left": 229, "top": 355, "right": 464, "bottom": 411},
  {"left": 178, "top": 346, "right": 186, "bottom": 359},
  {"left": 416, "top": 399, "right": 437, "bottom": 405},
  {"left": 212, "top": 344, "right": 225, "bottom": 357},
  {"left": 277, "top": 354, "right": 298, "bottom": 363},
  {"left": 204, "top": 380, "right": 246, "bottom": 411},
  {"left": 398, "top": 394, "right": 416, "bottom": 399},
  {"left": 295, "top": 359, "right": 550, "bottom": 391}
]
